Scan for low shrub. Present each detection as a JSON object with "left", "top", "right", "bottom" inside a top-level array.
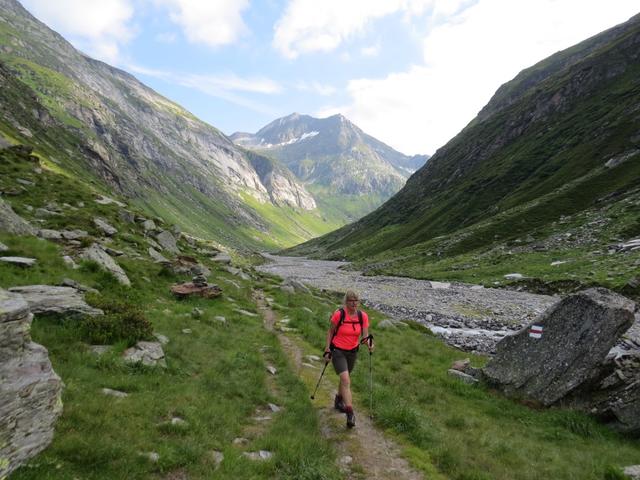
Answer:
[{"left": 83, "top": 294, "right": 153, "bottom": 345}]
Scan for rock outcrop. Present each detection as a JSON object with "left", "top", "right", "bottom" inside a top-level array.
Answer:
[
  {"left": 0, "top": 289, "right": 63, "bottom": 478},
  {"left": 8, "top": 285, "right": 103, "bottom": 316},
  {"left": 0, "top": 196, "right": 35, "bottom": 235},
  {"left": 81, "top": 243, "right": 131, "bottom": 286},
  {"left": 483, "top": 288, "right": 635, "bottom": 405}
]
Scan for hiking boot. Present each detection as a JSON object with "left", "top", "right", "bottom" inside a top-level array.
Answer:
[
  {"left": 346, "top": 410, "right": 356, "bottom": 428},
  {"left": 334, "top": 395, "right": 346, "bottom": 413}
]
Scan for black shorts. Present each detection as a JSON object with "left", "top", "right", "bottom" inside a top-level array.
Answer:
[{"left": 331, "top": 346, "right": 358, "bottom": 375}]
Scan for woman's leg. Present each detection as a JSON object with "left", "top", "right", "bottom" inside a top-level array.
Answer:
[{"left": 338, "top": 371, "right": 352, "bottom": 407}]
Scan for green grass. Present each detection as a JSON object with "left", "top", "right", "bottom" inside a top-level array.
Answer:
[{"left": 259, "top": 282, "right": 640, "bottom": 480}]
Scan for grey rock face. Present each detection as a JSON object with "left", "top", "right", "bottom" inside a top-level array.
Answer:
[
  {"left": 155, "top": 230, "right": 180, "bottom": 254},
  {"left": 93, "top": 217, "right": 117, "bottom": 236},
  {"left": 8, "top": 285, "right": 103, "bottom": 316},
  {"left": 148, "top": 247, "right": 169, "bottom": 263},
  {"left": 81, "top": 243, "right": 131, "bottom": 286},
  {"left": 0, "top": 240, "right": 8, "bottom": 252},
  {"left": 0, "top": 196, "right": 35, "bottom": 235},
  {"left": 0, "top": 289, "right": 63, "bottom": 478},
  {"left": 482, "top": 288, "right": 635, "bottom": 405}
]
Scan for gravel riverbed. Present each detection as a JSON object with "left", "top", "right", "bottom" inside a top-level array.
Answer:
[{"left": 257, "top": 254, "right": 560, "bottom": 353}]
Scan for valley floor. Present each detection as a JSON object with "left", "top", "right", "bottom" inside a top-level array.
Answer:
[{"left": 256, "top": 254, "right": 640, "bottom": 354}]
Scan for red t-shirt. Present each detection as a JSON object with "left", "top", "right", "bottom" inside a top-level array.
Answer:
[{"left": 331, "top": 308, "right": 369, "bottom": 351}]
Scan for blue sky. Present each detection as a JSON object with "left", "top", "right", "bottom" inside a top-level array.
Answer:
[{"left": 20, "top": 0, "right": 640, "bottom": 155}]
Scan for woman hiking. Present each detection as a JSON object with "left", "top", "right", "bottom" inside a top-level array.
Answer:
[{"left": 323, "top": 290, "right": 374, "bottom": 428}]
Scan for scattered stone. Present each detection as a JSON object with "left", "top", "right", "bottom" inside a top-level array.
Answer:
[
  {"left": 35, "top": 208, "right": 61, "bottom": 218},
  {"left": 550, "top": 260, "right": 568, "bottom": 266},
  {"left": 268, "top": 403, "right": 281, "bottom": 412},
  {"left": 37, "top": 229, "right": 63, "bottom": 240},
  {"left": 302, "top": 307, "right": 313, "bottom": 313},
  {"left": 253, "top": 416, "right": 272, "bottom": 422},
  {"left": 243, "top": 450, "right": 273, "bottom": 461},
  {"left": 193, "top": 274, "right": 208, "bottom": 287},
  {"left": 0, "top": 197, "right": 36, "bottom": 235},
  {"left": 377, "top": 319, "right": 398, "bottom": 329},
  {"left": 225, "top": 266, "right": 250, "bottom": 280},
  {"left": 93, "top": 217, "right": 117, "bottom": 236},
  {"left": 171, "top": 417, "right": 187, "bottom": 426},
  {"left": 15, "top": 178, "right": 34, "bottom": 186},
  {"left": 81, "top": 243, "right": 131, "bottom": 286},
  {"left": 119, "top": 210, "right": 136, "bottom": 224},
  {"left": 211, "top": 450, "right": 224, "bottom": 469},
  {"left": 266, "top": 365, "right": 277, "bottom": 375},
  {"left": 339, "top": 455, "right": 353, "bottom": 466},
  {"left": 447, "top": 369, "right": 479, "bottom": 384},
  {"left": 123, "top": 341, "right": 166, "bottom": 367},
  {"left": 451, "top": 358, "right": 471, "bottom": 372},
  {"left": 234, "top": 308, "right": 258, "bottom": 317},
  {"left": 62, "top": 255, "right": 78, "bottom": 269},
  {"left": 430, "top": 281, "right": 451, "bottom": 289},
  {"left": 60, "top": 278, "right": 98, "bottom": 294},
  {"left": 504, "top": 273, "right": 525, "bottom": 280},
  {"left": 0, "top": 256, "right": 36, "bottom": 267},
  {"left": 0, "top": 289, "right": 63, "bottom": 478},
  {"left": 140, "top": 452, "right": 160, "bottom": 463},
  {"left": 104, "top": 247, "right": 124, "bottom": 257},
  {"left": 483, "top": 288, "right": 635, "bottom": 406},
  {"left": 232, "top": 437, "right": 249, "bottom": 446},
  {"left": 211, "top": 252, "right": 232, "bottom": 264},
  {"left": 95, "top": 195, "right": 126, "bottom": 207},
  {"left": 142, "top": 219, "right": 157, "bottom": 232},
  {"left": 102, "top": 388, "right": 128, "bottom": 398},
  {"left": 156, "top": 230, "right": 180, "bottom": 254},
  {"left": 624, "top": 465, "right": 640, "bottom": 480},
  {"left": 153, "top": 333, "right": 169, "bottom": 345},
  {"left": 305, "top": 355, "right": 321, "bottom": 362},
  {"left": 214, "top": 316, "right": 226, "bottom": 324},
  {"left": 89, "top": 345, "right": 112, "bottom": 356},
  {"left": 171, "top": 281, "right": 222, "bottom": 299},
  {"left": 191, "top": 308, "right": 204, "bottom": 318},
  {"left": 0, "top": 241, "right": 8, "bottom": 252},
  {"left": 280, "top": 285, "right": 295, "bottom": 294},
  {"left": 182, "top": 329, "right": 192, "bottom": 334},
  {"left": 61, "top": 229, "right": 88, "bottom": 240},
  {"left": 148, "top": 247, "right": 169, "bottom": 263}
]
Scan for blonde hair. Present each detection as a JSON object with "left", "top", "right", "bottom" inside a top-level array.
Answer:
[{"left": 343, "top": 289, "right": 359, "bottom": 306}]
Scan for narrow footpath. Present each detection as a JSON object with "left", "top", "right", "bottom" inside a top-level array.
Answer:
[{"left": 254, "top": 290, "right": 424, "bottom": 480}]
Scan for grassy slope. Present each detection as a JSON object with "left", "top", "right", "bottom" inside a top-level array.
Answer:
[
  {"left": 2, "top": 145, "right": 640, "bottom": 479},
  {"left": 262, "top": 286, "right": 640, "bottom": 480},
  {"left": 0, "top": 147, "right": 341, "bottom": 480}
]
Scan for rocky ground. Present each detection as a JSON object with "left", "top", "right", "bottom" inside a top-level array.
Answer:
[{"left": 257, "top": 254, "right": 640, "bottom": 354}]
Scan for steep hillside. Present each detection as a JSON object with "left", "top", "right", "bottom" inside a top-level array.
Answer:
[
  {"left": 0, "top": 0, "right": 333, "bottom": 249},
  {"left": 288, "top": 13, "right": 640, "bottom": 291},
  {"left": 232, "top": 113, "right": 429, "bottom": 222}
]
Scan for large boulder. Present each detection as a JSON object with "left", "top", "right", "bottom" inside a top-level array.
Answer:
[
  {"left": 8, "top": 285, "right": 103, "bottom": 316},
  {"left": 155, "top": 230, "right": 180, "bottom": 254},
  {"left": 482, "top": 288, "right": 635, "bottom": 405},
  {"left": 81, "top": 243, "right": 131, "bottom": 286},
  {"left": 0, "top": 289, "right": 63, "bottom": 478},
  {"left": 0, "top": 196, "right": 35, "bottom": 235}
]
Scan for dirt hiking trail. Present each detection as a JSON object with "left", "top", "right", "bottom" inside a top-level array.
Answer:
[{"left": 254, "top": 290, "right": 424, "bottom": 480}]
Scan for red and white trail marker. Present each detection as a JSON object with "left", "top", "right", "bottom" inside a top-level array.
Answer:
[{"left": 529, "top": 325, "right": 543, "bottom": 339}]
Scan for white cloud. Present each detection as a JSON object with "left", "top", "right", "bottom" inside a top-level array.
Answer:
[
  {"left": 273, "top": 0, "right": 434, "bottom": 58},
  {"left": 361, "top": 44, "right": 380, "bottom": 57},
  {"left": 155, "top": 0, "right": 249, "bottom": 47},
  {"left": 329, "top": 0, "right": 640, "bottom": 155},
  {"left": 128, "top": 64, "right": 281, "bottom": 114},
  {"left": 21, "top": 0, "right": 135, "bottom": 63},
  {"left": 296, "top": 81, "right": 336, "bottom": 96}
]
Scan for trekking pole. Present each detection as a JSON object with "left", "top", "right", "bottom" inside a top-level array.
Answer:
[
  {"left": 310, "top": 359, "right": 330, "bottom": 400},
  {"left": 361, "top": 335, "right": 374, "bottom": 418},
  {"left": 368, "top": 350, "right": 373, "bottom": 418}
]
